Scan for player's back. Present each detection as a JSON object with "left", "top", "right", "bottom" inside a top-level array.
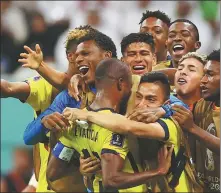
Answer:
[{"left": 60, "top": 108, "right": 147, "bottom": 192}]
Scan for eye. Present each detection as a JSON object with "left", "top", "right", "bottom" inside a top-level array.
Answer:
[
  {"left": 182, "top": 31, "right": 190, "bottom": 37},
  {"left": 168, "top": 33, "right": 176, "bottom": 38}
]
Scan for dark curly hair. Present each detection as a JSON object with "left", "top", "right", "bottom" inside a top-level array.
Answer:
[
  {"left": 139, "top": 10, "right": 171, "bottom": 27},
  {"left": 121, "top": 33, "right": 155, "bottom": 55},
  {"left": 65, "top": 25, "right": 97, "bottom": 53},
  {"left": 207, "top": 49, "right": 220, "bottom": 63},
  {"left": 76, "top": 30, "right": 117, "bottom": 58},
  {"left": 169, "top": 19, "right": 200, "bottom": 41}
]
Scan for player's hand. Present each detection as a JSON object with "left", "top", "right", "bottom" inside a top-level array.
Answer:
[
  {"left": 80, "top": 156, "right": 101, "bottom": 177},
  {"left": 127, "top": 107, "right": 165, "bottom": 123},
  {"left": 172, "top": 104, "right": 194, "bottom": 131},
  {"left": 18, "top": 44, "right": 43, "bottom": 70},
  {"left": 68, "top": 74, "right": 86, "bottom": 101},
  {"left": 63, "top": 107, "right": 89, "bottom": 121},
  {"left": 41, "top": 112, "right": 70, "bottom": 132},
  {"left": 157, "top": 144, "right": 174, "bottom": 175}
]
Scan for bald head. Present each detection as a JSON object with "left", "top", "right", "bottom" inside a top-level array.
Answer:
[{"left": 95, "top": 58, "right": 132, "bottom": 88}]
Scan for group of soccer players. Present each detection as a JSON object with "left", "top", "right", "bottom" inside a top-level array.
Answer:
[{"left": 1, "top": 9, "right": 220, "bottom": 193}]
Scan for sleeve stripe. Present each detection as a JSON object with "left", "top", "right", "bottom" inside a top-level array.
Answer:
[
  {"left": 101, "top": 148, "right": 119, "bottom": 156},
  {"left": 157, "top": 119, "right": 169, "bottom": 141}
]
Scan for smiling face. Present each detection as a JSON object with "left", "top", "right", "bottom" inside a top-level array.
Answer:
[
  {"left": 75, "top": 40, "right": 107, "bottom": 85},
  {"left": 175, "top": 57, "right": 204, "bottom": 97},
  {"left": 135, "top": 82, "right": 166, "bottom": 108},
  {"left": 140, "top": 17, "right": 168, "bottom": 58},
  {"left": 200, "top": 60, "right": 220, "bottom": 102},
  {"left": 122, "top": 42, "right": 156, "bottom": 75},
  {"left": 167, "top": 22, "right": 200, "bottom": 66}
]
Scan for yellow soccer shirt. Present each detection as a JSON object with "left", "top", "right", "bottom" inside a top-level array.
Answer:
[
  {"left": 160, "top": 118, "right": 191, "bottom": 192},
  {"left": 57, "top": 108, "right": 147, "bottom": 193},
  {"left": 25, "top": 76, "right": 55, "bottom": 192},
  {"left": 143, "top": 118, "right": 191, "bottom": 192}
]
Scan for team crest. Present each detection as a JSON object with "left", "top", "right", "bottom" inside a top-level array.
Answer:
[{"left": 111, "top": 133, "right": 124, "bottom": 147}]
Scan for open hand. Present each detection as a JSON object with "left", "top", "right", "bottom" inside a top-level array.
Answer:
[
  {"left": 68, "top": 74, "right": 87, "bottom": 101},
  {"left": 127, "top": 107, "right": 165, "bottom": 123},
  {"left": 157, "top": 144, "right": 174, "bottom": 175},
  {"left": 41, "top": 112, "right": 70, "bottom": 132},
  {"left": 18, "top": 44, "right": 43, "bottom": 70},
  {"left": 80, "top": 156, "right": 101, "bottom": 177}
]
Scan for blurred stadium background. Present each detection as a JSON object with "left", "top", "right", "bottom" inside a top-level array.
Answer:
[{"left": 1, "top": 0, "right": 220, "bottom": 179}]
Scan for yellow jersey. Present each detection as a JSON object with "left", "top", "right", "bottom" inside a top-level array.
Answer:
[
  {"left": 57, "top": 108, "right": 147, "bottom": 192},
  {"left": 25, "top": 76, "right": 55, "bottom": 192},
  {"left": 142, "top": 118, "right": 191, "bottom": 192}
]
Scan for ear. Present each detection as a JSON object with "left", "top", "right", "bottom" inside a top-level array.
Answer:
[
  {"left": 195, "top": 41, "right": 201, "bottom": 50},
  {"left": 152, "top": 53, "right": 157, "bottom": 66},
  {"left": 121, "top": 56, "right": 125, "bottom": 62},
  {"left": 117, "top": 78, "right": 123, "bottom": 91},
  {"left": 104, "top": 51, "right": 112, "bottom": 58},
  {"left": 165, "top": 40, "right": 168, "bottom": 49}
]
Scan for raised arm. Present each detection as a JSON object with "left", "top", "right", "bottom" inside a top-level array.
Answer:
[
  {"left": 23, "top": 90, "right": 71, "bottom": 145},
  {"left": 1, "top": 79, "right": 30, "bottom": 101},
  {"left": 18, "top": 44, "right": 74, "bottom": 90},
  {"left": 101, "top": 145, "right": 173, "bottom": 190}
]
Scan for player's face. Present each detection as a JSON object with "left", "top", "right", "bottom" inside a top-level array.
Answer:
[
  {"left": 122, "top": 43, "right": 156, "bottom": 75},
  {"left": 167, "top": 22, "right": 199, "bottom": 65},
  {"left": 140, "top": 17, "right": 168, "bottom": 56},
  {"left": 75, "top": 40, "right": 107, "bottom": 85},
  {"left": 175, "top": 58, "right": 204, "bottom": 96},
  {"left": 200, "top": 60, "right": 220, "bottom": 101},
  {"left": 135, "top": 82, "right": 166, "bottom": 108}
]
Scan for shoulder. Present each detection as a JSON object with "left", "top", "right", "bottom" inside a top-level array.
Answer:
[{"left": 194, "top": 98, "right": 213, "bottom": 116}]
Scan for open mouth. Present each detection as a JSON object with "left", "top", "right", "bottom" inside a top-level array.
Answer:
[
  {"left": 78, "top": 66, "right": 89, "bottom": 75},
  {"left": 200, "top": 85, "right": 208, "bottom": 93},
  {"left": 132, "top": 65, "right": 146, "bottom": 71},
  {"left": 177, "top": 78, "right": 187, "bottom": 85},
  {"left": 173, "top": 44, "right": 185, "bottom": 53}
]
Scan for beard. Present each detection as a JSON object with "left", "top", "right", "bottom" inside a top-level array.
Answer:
[
  {"left": 204, "top": 89, "right": 220, "bottom": 103},
  {"left": 119, "top": 92, "right": 131, "bottom": 115}
]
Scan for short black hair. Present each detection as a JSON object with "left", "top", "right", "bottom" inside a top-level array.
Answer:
[
  {"left": 77, "top": 30, "right": 117, "bottom": 58},
  {"left": 121, "top": 33, "right": 155, "bottom": 55},
  {"left": 139, "top": 10, "right": 171, "bottom": 27},
  {"left": 169, "top": 19, "right": 199, "bottom": 41},
  {"left": 140, "top": 72, "right": 170, "bottom": 100},
  {"left": 207, "top": 49, "right": 220, "bottom": 63},
  {"left": 95, "top": 58, "right": 131, "bottom": 86}
]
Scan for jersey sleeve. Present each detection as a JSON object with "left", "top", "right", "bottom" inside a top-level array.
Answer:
[
  {"left": 101, "top": 132, "right": 129, "bottom": 160},
  {"left": 24, "top": 76, "right": 53, "bottom": 112},
  {"left": 23, "top": 90, "right": 76, "bottom": 145},
  {"left": 157, "top": 118, "right": 178, "bottom": 146}
]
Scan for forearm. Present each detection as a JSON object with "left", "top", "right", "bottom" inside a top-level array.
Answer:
[
  {"left": 23, "top": 119, "right": 48, "bottom": 145},
  {"left": 189, "top": 124, "right": 220, "bottom": 155},
  {"left": 0, "top": 79, "right": 30, "bottom": 101},
  {"left": 87, "top": 112, "right": 129, "bottom": 134},
  {"left": 37, "top": 62, "right": 71, "bottom": 90},
  {"left": 103, "top": 169, "right": 161, "bottom": 189}
]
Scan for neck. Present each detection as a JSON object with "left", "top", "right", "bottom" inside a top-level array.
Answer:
[
  {"left": 157, "top": 50, "right": 168, "bottom": 63},
  {"left": 177, "top": 91, "right": 201, "bottom": 107},
  {"left": 171, "top": 59, "right": 179, "bottom": 68},
  {"left": 89, "top": 90, "right": 120, "bottom": 112}
]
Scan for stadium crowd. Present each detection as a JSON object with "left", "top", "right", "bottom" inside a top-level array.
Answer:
[{"left": 0, "top": 1, "right": 220, "bottom": 193}]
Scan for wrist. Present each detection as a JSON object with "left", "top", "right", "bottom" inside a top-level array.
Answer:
[{"left": 36, "top": 61, "right": 45, "bottom": 71}]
